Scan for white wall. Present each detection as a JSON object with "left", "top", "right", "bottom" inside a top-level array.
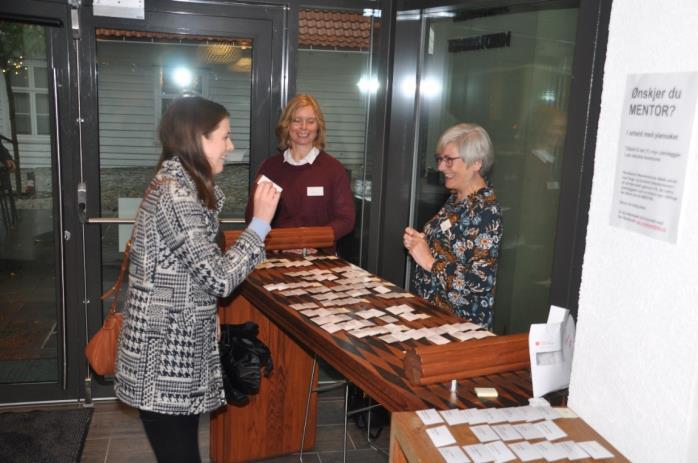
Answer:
[{"left": 568, "top": 1, "right": 698, "bottom": 461}]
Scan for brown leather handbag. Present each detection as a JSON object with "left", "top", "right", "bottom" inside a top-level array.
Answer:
[{"left": 84, "top": 240, "right": 132, "bottom": 376}]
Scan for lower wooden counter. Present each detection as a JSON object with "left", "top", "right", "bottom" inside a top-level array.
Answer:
[
  {"left": 210, "top": 294, "right": 318, "bottom": 462},
  {"left": 210, "top": 252, "right": 535, "bottom": 462},
  {"left": 389, "top": 411, "right": 630, "bottom": 462}
]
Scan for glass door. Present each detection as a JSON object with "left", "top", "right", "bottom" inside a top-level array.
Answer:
[
  {"left": 78, "top": 3, "right": 284, "bottom": 397},
  {"left": 0, "top": 1, "right": 82, "bottom": 402},
  {"left": 404, "top": 2, "right": 580, "bottom": 333},
  {"left": 294, "top": 5, "right": 381, "bottom": 266}
]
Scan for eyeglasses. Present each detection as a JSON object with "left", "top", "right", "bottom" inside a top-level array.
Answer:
[{"left": 434, "top": 155, "right": 462, "bottom": 168}]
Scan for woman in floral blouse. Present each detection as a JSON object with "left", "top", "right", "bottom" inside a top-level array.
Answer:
[{"left": 403, "top": 123, "right": 502, "bottom": 330}]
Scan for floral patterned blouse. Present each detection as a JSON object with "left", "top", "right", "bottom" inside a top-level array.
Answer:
[{"left": 412, "top": 187, "right": 502, "bottom": 330}]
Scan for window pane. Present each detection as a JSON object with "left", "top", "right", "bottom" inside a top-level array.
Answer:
[
  {"left": 296, "top": 7, "right": 375, "bottom": 265},
  {"left": 33, "top": 67, "right": 48, "bottom": 89},
  {"left": 298, "top": 50, "right": 369, "bottom": 178},
  {"left": 36, "top": 115, "right": 50, "bottom": 135},
  {"left": 8, "top": 68, "right": 29, "bottom": 87},
  {"left": 0, "top": 21, "right": 57, "bottom": 385},
  {"left": 96, "top": 32, "right": 253, "bottom": 223},
  {"left": 14, "top": 115, "right": 31, "bottom": 134},
  {"left": 14, "top": 93, "right": 30, "bottom": 113},
  {"left": 96, "top": 30, "right": 253, "bottom": 319},
  {"left": 35, "top": 93, "right": 49, "bottom": 114}
]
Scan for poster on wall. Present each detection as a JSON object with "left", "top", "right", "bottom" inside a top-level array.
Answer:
[{"left": 610, "top": 72, "right": 698, "bottom": 243}]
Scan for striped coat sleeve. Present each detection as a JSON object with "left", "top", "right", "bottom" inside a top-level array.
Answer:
[{"left": 156, "top": 181, "right": 265, "bottom": 297}]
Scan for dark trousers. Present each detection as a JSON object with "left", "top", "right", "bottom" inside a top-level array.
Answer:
[{"left": 139, "top": 409, "right": 201, "bottom": 463}]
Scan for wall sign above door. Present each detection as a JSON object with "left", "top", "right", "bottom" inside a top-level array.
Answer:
[
  {"left": 93, "top": 0, "right": 144, "bottom": 20},
  {"left": 448, "top": 31, "right": 511, "bottom": 53}
]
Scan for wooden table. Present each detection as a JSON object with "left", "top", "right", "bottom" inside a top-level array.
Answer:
[
  {"left": 210, "top": 228, "right": 534, "bottom": 462},
  {"left": 389, "top": 411, "right": 630, "bottom": 462}
]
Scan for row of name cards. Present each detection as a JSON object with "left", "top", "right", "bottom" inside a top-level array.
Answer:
[
  {"left": 416, "top": 406, "right": 615, "bottom": 462},
  {"left": 260, "top": 256, "right": 495, "bottom": 344}
]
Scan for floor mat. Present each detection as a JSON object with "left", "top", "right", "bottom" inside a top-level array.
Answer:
[{"left": 0, "top": 408, "right": 93, "bottom": 463}]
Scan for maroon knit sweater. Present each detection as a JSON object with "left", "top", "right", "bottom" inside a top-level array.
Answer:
[{"left": 245, "top": 151, "right": 356, "bottom": 241}]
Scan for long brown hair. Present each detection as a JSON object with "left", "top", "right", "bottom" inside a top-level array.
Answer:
[
  {"left": 276, "top": 93, "right": 326, "bottom": 151},
  {"left": 158, "top": 96, "right": 229, "bottom": 209}
]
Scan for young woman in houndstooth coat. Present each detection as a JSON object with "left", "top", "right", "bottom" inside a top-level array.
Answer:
[{"left": 114, "top": 96, "right": 280, "bottom": 462}]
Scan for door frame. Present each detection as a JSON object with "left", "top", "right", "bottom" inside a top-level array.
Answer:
[
  {"left": 0, "top": 0, "right": 85, "bottom": 404},
  {"left": 76, "top": 0, "right": 286, "bottom": 398}
]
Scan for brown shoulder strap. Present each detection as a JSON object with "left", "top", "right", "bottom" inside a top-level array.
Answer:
[{"left": 99, "top": 178, "right": 173, "bottom": 313}]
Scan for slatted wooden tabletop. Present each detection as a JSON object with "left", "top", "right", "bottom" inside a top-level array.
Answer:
[{"left": 238, "top": 252, "right": 533, "bottom": 412}]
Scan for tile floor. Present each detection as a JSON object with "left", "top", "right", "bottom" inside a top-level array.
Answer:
[{"left": 80, "top": 386, "right": 390, "bottom": 463}]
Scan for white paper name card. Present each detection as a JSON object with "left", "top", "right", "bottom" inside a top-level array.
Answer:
[
  {"left": 469, "top": 425, "right": 499, "bottom": 443},
  {"left": 578, "top": 441, "right": 614, "bottom": 459},
  {"left": 438, "top": 446, "right": 471, "bottom": 463},
  {"left": 425, "top": 425, "right": 456, "bottom": 447},
  {"left": 416, "top": 408, "right": 444, "bottom": 426},
  {"left": 535, "top": 420, "right": 567, "bottom": 441},
  {"left": 509, "top": 441, "right": 543, "bottom": 462},
  {"left": 463, "top": 444, "right": 495, "bottom": 463}
]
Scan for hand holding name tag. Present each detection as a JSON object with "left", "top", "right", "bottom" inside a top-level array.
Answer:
[
  {"left": 257, "top": 174, "right": 283, "bottom": 193},
  {"left": 253, "top": 175, "right": 282, "bottom": 224}
]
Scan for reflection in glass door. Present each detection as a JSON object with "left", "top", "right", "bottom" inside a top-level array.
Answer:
[
  {"left": 0, "top": 21, "right": 58, "bottom": 384},
  {"left": 410, "top": 4, "right": 579, "bottom": 333},
  {"left": 95, "top": 31, "right": 254, "bottom": 308},
  {"left": 96, "top": 31, "right": 253, "bottom": 219},
  {"left": 295, "top": 6, "right": 379, "bottom": 266}
]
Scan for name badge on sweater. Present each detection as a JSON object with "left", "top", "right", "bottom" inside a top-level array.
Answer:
[{"left": 307, "top": 186, "right": 324, "bottom": 196}]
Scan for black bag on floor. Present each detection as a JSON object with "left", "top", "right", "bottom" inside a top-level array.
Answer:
[
  {"left": 218, "top": 322, "right": 273, "bottom": 406},
  {"left": 347, "top": 383, "right": 390, "bottom": 439}
]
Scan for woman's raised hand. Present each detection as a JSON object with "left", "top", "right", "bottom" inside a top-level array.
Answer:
[{"left": 253, "top": 181, "right": 280, "bottom": 224}]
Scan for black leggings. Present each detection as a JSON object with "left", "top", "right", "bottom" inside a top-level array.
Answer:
[{"left": 139, "top": 409, "right": 201, "bottom": 463}]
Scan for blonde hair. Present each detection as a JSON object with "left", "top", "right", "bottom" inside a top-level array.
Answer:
[{"left": 276, "top": 94, "right": 326, "bottom": 150}]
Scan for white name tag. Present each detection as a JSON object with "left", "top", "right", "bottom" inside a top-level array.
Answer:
[
  {"left": 440, "top": 219, "right": 452, "bottom": 232},
  {"left": 257, "top": 174, "right": 283, "bottom": 192},
  {"left": 307, "top": 186, "right": 324, "bottom": 196}
]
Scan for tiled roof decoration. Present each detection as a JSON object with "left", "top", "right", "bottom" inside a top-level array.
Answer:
[
  {"left": 96, "top": 28, "right": 252, "bottom": 48},
  {"left": 97, "top": 9, "right": 374, "bottom": 51},
  {"left": 299, "top": 9, "right": 372, "bottom": 50}
]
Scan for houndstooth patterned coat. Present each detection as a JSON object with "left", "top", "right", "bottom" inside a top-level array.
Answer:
[{"left": 114, "top": 158, "right": 265, "bottom": 415}]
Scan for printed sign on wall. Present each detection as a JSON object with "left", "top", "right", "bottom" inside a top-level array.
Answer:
[{"left": 610, "top": 72, "right": 698, "bottom": 242}]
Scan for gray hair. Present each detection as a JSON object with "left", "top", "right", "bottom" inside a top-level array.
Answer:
[{"left": 436, "top": 123, "right": 494, "bottom": 175}]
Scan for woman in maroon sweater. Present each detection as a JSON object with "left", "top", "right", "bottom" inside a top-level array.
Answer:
[{"left": 245, "top": 94, "right": 355, "bottom": 245}]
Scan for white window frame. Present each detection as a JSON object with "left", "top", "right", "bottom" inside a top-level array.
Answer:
[{"left": 1, "top": 59, "right": 50, "bottom": 141}]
